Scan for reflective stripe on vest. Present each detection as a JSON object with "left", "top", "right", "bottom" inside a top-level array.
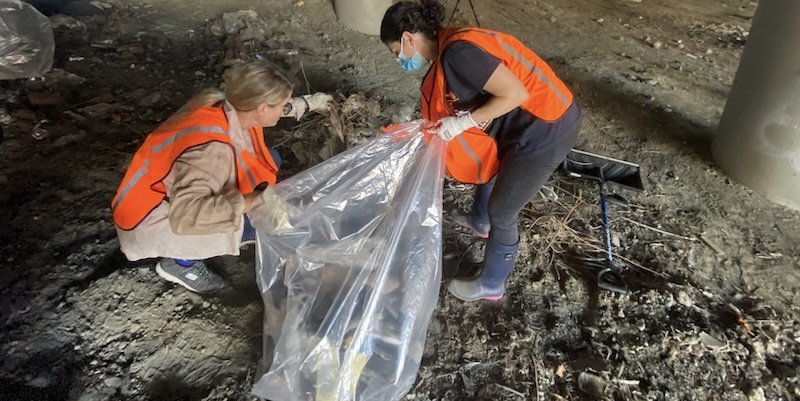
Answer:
[
  {"left": 151, "top": 125, "right": 226, "bottom": 153},
  {"left": 112, "top": 159, "right": 149, "bottom": 210},
  {"left": 238, "top": 158, "right": 258, "bottom": 189},
  {"left": 112, "top": 125, "right": 228, "bottom": 210},
  {"left": 471, "top": 30, "right": 572, "bottom": 109},
  {"left": 455, "top": 135, "right": 484, "bottom": 184}
]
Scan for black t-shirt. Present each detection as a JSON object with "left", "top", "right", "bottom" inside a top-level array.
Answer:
[{"left": 440, "top": 42, "right": 563, "bottom": 159}]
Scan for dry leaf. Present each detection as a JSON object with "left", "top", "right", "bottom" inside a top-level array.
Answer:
[{"left": 555, "top": 364, "right": 566, "bottom": 378}]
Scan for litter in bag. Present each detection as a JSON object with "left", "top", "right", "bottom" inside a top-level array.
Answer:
[
  {"left": 0, "top": 0, "right": 54, "bottom": 80},
  {"left": 249, "top": 121, "right": 445, "bottom": 401}
]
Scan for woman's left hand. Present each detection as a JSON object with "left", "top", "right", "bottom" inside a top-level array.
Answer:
[{"left": 243, "top": 191, "right": 262, "bottom": 212}]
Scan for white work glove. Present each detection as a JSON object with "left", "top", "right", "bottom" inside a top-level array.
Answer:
[
  {"left": 302, "top": 92, "right": 334, "bottom": 114},
  {"left": 281, "top": 93, "right": 333, "bottom": 120},
  {"left": 282, "top": 97, "right": 308, "bottom": 121},
  {"left": 435, "top": 113, "right": 477, "bottom": 142}
]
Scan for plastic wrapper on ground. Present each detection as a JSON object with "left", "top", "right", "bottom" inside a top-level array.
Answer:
[
  {"left": 249, "top": 122, "right": 445, "bottom": 401},
  {"left": 0, "top": 0, "right": 54, "bottom": 80}
]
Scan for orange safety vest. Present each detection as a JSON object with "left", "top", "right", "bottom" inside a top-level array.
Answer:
[
  {"left": 421, "top": 27, "right": 574, "bottom": 184},
  {"left": 111, "top": 106, "right": 279, "bottom": 230}
]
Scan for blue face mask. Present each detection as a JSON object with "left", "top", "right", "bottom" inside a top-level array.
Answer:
[{"left": 398, "top": 36, "right": 426, "bottom": 73}]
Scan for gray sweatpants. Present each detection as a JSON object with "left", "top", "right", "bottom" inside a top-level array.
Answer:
[{"left": 486, "top": 104, "right": 581, "bottom": 246}]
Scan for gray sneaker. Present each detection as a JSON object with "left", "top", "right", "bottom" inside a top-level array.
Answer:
[
  {"left": 155, "top": 258, "right": 227, "bottom": 293},
  {"left": 239, "top": 238, "right": 256, "bottom": 249}
]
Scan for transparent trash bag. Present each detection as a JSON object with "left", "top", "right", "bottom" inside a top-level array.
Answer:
[
  {"left": 249, "top": 121, "right": 445, "bottom": 401},
  {"left": 0, "top": 0, "right": 54, "bottom": 80}
]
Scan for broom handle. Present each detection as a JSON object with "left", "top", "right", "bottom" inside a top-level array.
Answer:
[{"left": 599, "top": 182, "right": 614, "bottom": 263}]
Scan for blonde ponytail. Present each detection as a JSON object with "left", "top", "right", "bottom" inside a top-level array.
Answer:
[
  {"left": 176, "top": 88, "right": 226, "bottom": 114},
  {"left": 175, "top": 61, "right": 293, "bottom": 115}
]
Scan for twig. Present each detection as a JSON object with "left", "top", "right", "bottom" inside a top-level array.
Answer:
[
  {"left": 619, "top": 217, "right": 697, "bottom": 242},
  {"left": 60, "top": 94, "right": 109, "bottom": 112},
  {"left": 542, "top": 195, "right": 582, "bottom": 254},
  {"left": 493, "top": 383, "right": 525, "bottom": 398},
  {"left": 548, "top": 248, "right": 560, "bottom": 282},
  {"left": 580, "top": 242, "right": 669, "bottom": 277},
  {"left": 271, "top": 135, "right": 296, "bottom": 149},
  {"left": 412, "top": 373, "right": 426, "bottom": 393},
  {"left": 532, "top": 355, "right": 541, "bottom": 401},
  {"left": 247, "top": 48, "right": 308, "bottom": 56},
  {"left": 299, "top": 60, "right": 312, "bottom": 94},
  {"left": 293, "top": 114, "right": 326, "bottom": 129},
  {"left": 615, "top": 252, "right": 667, "bottom": 277},
  {"left": 373, "top": 75, "right": 410, "bottom": 90},
  {"left": 611, "top": 378, "right": 640, "bottom": 386},
  {"left": 698, "top": 234, "right": 725, "bottom": 256},
  {"left": 435, "top": 372, "right": 456, "bottom": 381}
]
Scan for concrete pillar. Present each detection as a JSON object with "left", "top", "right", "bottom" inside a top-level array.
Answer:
[
  {"left": 713, "top": 1, "right": 800, "bottom": 210},
  {"left": 333, "top": 0, "right": 394, "bottom": 36}
]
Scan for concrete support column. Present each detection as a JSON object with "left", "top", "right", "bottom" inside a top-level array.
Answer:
[
  {"left": 712, "top": 1, "right": 800, "bottom": 210},
  {"left": 333, "top": 0, "right": 394, "bottom": 36}
]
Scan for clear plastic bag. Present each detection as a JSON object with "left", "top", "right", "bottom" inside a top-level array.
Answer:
[
  {"left": 249, "top": 121, "right": 445, "bottom": 401},
  {"left": 0, "top": 0, "right": 55, "bottom": 80}
]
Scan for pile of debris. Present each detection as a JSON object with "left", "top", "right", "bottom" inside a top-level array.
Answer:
[
  {"left": 204, "top": 10, "right": 302, "bottom": 83},
  {"left": 223, "top": 88, "right": 412, "bottom": 177},
  {"left": 275, "top": 93, "right": 382, "bottom": 170}
]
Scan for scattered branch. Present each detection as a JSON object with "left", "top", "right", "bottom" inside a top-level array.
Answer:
[
  {"left": 299, "top": 60, "right": 312, "bottom": 94},
  {"left": 619, "top": 216, "right": 698, "bottom": 242},
  {"left": 699, "top": 234, "right": 726, "bottom": 256},
  {"left": 493, "top": 383, "right": 526, "bottom": 399}
]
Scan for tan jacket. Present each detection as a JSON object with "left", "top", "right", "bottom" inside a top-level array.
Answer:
[{"left": 116, "top": 101, "right": 253, "bottom": 261}]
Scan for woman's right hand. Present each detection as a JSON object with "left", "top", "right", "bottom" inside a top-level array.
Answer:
[
  {"left": 303, "top": 93, "right": 334, "bottom": 113},
  {"left": 282, "top": 93, "right": 334, "bottom": 120},
  {"left": 282, "top": 97, "right": 309, "bottom": 121}
]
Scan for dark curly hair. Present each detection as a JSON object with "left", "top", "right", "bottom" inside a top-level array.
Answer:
[{"left": 380, "top": 0, "right": 445, "bottom": 44}]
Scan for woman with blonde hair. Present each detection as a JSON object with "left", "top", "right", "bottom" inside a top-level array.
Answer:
[{"left": 111, "top": 61, "right": 332, "bottom": 293}]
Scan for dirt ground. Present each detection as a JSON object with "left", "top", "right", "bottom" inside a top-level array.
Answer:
[{"left": 1, "top": 0, "right": 799, "bottom": 400}]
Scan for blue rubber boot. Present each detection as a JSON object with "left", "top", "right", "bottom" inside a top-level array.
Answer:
[
  {"left": 452, "top": 180, "right": 494, "bottom": 238},
  {"left": 447, "top": 239, "right": 519, "bottom": 301}
]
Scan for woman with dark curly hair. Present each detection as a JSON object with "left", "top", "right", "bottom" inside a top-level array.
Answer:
[{"left": 381, "top": 0, "right": 581, "bottom": 301}]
